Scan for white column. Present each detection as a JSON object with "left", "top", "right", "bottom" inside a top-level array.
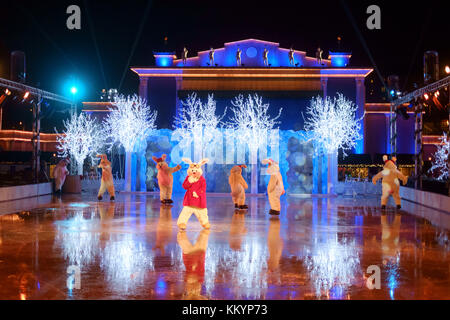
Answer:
[
  {"left": 321, "top": 77, "right": 328, "bottom": 98},
  {"left": 125, "top": 151, "right": 132, "bottom": 192},
  {"left": 139, "top": 77, "right": 148, "bottom": 100},
  {"left": 327, "top": 151, "right": 338, "bottom": 194},
  {"left": 355, "top": 78, "right": 365, "bottom": 154}
]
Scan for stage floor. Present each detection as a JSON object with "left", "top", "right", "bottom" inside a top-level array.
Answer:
[{"left": 0, "top": 193, "right": 449, "bottom": 300}]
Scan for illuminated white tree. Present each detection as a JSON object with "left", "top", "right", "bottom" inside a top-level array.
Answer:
[
  {"left": 228, "top": 94, "right": 282, "bottom": 194},
  {"left": 173, "top": 93, "right": 226, "bottom": 162},
  {"left": 429, "top": 133, "right": 449, "bottom": 181},
  {"left": 303, "top": 93, "right": 362, "bottom": 193},
  {"left": 104, "top": 94, "right": 157, "bottom": 192},
  {"left": 56, "top": 112, "right": 106, "bottom": 175}
]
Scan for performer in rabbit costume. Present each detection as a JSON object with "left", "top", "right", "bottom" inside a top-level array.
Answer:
[
  {"left": 372, "top": 155, "right": 408, "bottom": 209},
  {"left": 262, "top": 159, "right": 285, "bottom": 215},
  {"left": 53, "top": 158, "right": 69, "bottom": 194},
  {"left": 177, "top": 158, "right": 210, "bottom": 230},
  {"left": 97, "top": 154, "right": 115, "bottom": 201},
  {"left": 228, "top": 164, "right": 248, "bottom": 210},
  {"left": 152, "top": 154, "right": 181, "bottom": 204}
]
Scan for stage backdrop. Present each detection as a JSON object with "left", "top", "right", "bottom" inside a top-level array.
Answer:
[{"left": 133, "top": 129, "right": 331, "bottom": 195}]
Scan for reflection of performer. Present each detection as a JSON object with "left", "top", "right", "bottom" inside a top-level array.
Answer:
[
  {"left": 263, "top": 48, "right": 269, "bottom": 66},
  {"left": 288, "top": 47, "right": 295, "bottom": 66},
  {"left": 53, "top": 159, "right": 69, "bottom": 194},
  {"left": 99, "top": 202, "right": 115, "bottom": 242},
  {"left": 177, "top": 230, "right": 210, "bottom": 300},
  {"left": 381, "top": 213, "right": 401, "bottom": 262},
  {"left": 153, "top": 205, "right": 173, "bottom": 256},
  {"left": 267, "top": 217, "right": 283, "bottom": 272},
  {"left": 209, "top": 48, "right": 215, "bottom": 66},
  {"left": 236, "top": 48, "right": 242, "bottom": 66},
  {"left": 182, "top": 47, "right": 188, "bottom": 65},
  {"left": 229, "top": 213, "right": 247, "bottom": 251},
  {"left": 316, "top": 47, "right": 323, "bottom": 65}
]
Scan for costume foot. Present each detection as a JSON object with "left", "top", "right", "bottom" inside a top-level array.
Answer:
[
  {"left": 269, "top": 209, "right": 280, "bottom": 215},
  {"left": 239, "top": 205, "right": 248, "bottom": 209},
  {"left": 166, "top": 199, "right": 173, "bottom": 204},
  {"left": 161, "top": 199, "right": 166, "bottom": 204},
  {"left": 110, "top": 196, "right": 115, "bottom": 201},
  {"left": 234, "top": 203, "right": 238, "bottom": 208},
  {"left": 202, "top": 223, "right": 211, "bottom": 229},
  {"left": 396, "top": 205, "right": 401, "bottom": 209},
  {"left": 381, "top": 205, "right": 386, "bottom": 210},
  {"left": 98, "top": 196, "right": 103, "bottom": 201},
  {"left": 178, "top": 223, "right": 186, "bottom": 230}
]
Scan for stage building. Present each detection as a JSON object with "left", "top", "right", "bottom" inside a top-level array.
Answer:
[{"left": 81, "top": 39, "right": 438, "bottom": 193}]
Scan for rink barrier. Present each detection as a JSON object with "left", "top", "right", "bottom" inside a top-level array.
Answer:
[
  {"left": 0, "top": 182, "right": 52, "bottom": 202},
  {"left": 400, "top": 186, "right": 450, "bottom": 214}
]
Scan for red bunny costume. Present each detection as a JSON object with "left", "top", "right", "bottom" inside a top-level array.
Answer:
[
  {"left": 182, "top": 176, "right": 207, "bottom": 208},
  {"left": 177, "top": 158, "right": 210, "bottom": 230}
]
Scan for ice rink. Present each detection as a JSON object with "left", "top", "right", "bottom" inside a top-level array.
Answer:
[{"left": 0, "top": 193, "right": 448, "bottom": 300}]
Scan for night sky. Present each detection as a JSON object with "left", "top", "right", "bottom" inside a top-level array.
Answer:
[{"left": 0, "top": 0, "right": 449, "bottom": 107}]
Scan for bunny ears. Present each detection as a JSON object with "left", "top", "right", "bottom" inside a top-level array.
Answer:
[
  {"left": 383, "top": 155, "right": 397, "bottom": 164},
  {"left": 96, "top": 154, "right": 108, "bottom": 161},
  {"left": 261, "top": 158, "right": 277, "bottom": 166},
  {"left": 152, "top": 154, "right": 167, "bottom": 163},
  {"left": 182, "top": 158, "right": 209, "bottom": 166}
]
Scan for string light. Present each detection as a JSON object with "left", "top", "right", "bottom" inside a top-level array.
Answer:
[
  {"left": 303, "top": 93, "right": 362, "bottom": 156},
  {"left": 104, "top": 94, "right": 157, "bottom": 153},
  {"left": 56, "top": 112, "right": 106, "bottom": 174},
  {"left": 173, "top": 93, "right": 226, "bottom": 161}
]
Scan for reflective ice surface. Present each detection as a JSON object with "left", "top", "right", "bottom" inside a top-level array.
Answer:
[{"left": 0, "top": 193, "right": 449, "bottom": 300}]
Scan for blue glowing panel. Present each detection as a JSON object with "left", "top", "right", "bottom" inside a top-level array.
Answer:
[
  {"left": 329, "top": 53, "right": 351, "bottom": 67},
  {"left": 154, "top": 53, "right": 175, "bottom": 67},
  {"left": 141, "top": 129, "right": 324, "bottom": 194}
]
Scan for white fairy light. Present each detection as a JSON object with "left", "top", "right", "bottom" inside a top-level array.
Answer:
[
  {"left": 104, "top": 94, "right": 157, "bottom": 153},
  {"left": 173, "top": 93, "right": 226, "bottom": 161},
  {"left": 227, "top": 94, "right": 282, "bottom": 158},
  {"left": 304, "top": 238, "right": 360, "bottom": 298},
  {"left": 227, "top": 94, "right": 282, "bottom": 194},
  {"left": 56, "top": 112, "right": 106, "bottom": 175},
  {"left": 429, "top": 132, "right": 449, "bottom": 181},
  {"left": 303, "top": 93, "right": 362, "bottom": 156},
  {"left": 104, "top": 94, "right": 157, "bottom": 191}
]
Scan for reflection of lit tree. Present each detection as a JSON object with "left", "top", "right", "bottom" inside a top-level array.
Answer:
[
  {"left": 56, "top": 113, "right": 106, "bottom": 175},
  {"left": 104, "top": 94, "right": 157, "bottom": 191},
  {"left": 100, "top": 233, "right": 155, "bottom": 293},
  {"left": 228, "top": 94, "right": 282, "bottom": 194},
  {"left": 303, "top": 94, "right": 362, "bottom": 193},
  {"left": 54, "top": 212, "right": 100, "bottom": 267},
  {"left": 303, "top": 238, "right": 360, "bottom": 298},
  {"left": 205, "top": 240, "right": 269, "bottom": 299},
  {"left": 429, "top": 133, "right": 449, "bottom": 181},
  {"left": 173, "top": 93, "right": 226, "bottom": 162}
]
